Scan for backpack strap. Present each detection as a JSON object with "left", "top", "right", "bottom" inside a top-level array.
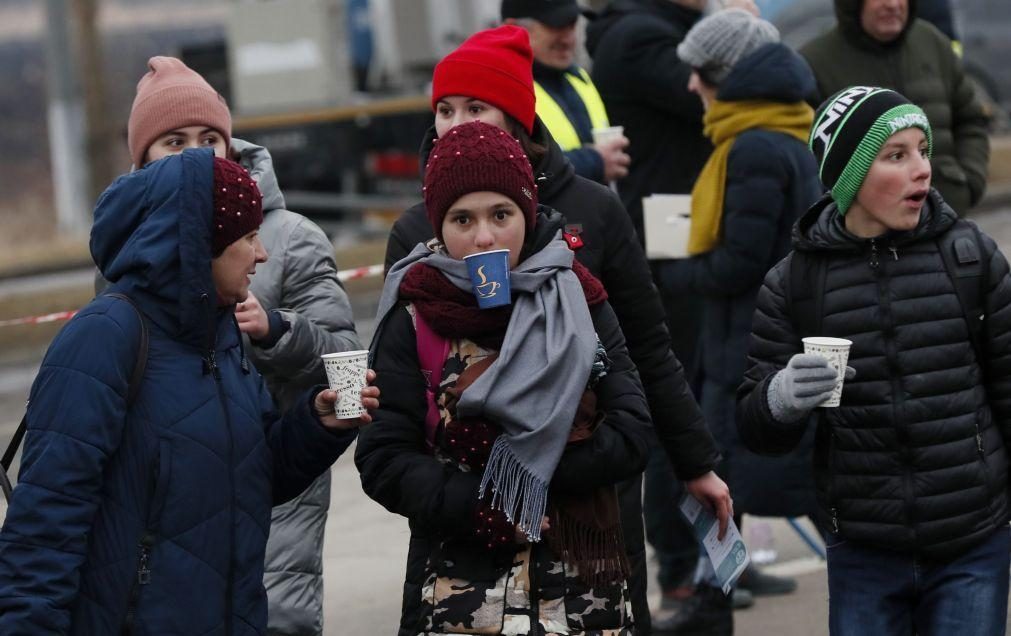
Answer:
[
  {"left": 413, "top": 308, "right": 450, "bottom": 450},
  {"left": 786, "top": 250, "right": 828, "bottom": 339},
  {"left": 935, "top": 220, "right": 987, "bottom": 370},
  {"left": 1, "top": 292, "right": 148, "bottom": 502}
]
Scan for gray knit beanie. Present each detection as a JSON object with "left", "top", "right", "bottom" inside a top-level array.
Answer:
[{"left": 677, "top": 9, "right": 780, "bottom": 85}]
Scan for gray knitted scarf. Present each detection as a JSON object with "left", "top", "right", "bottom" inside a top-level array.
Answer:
[{"left": 375, "top": 232, "right": 598, "bottom": 541}]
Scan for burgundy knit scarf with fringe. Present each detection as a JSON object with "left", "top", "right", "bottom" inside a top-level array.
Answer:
[{"left": 400, "top": 260, "right": 630, "bottom": 587}]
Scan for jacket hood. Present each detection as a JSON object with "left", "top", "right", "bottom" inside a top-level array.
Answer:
[
  {"left": 835, "top": 0, "right": 918, "bottom": 50},
  {"left": 231, "top": 137, "right": 286, "bottom": 214},
  {"left": 793, "top": 188, "right": 956, "bottom": 252},
  {"left": 91, "top": 148, "right": 223, "bottom": 349},
  {"left": 586, "top": 0, "right": 700, "bottom": 55},
  {"left": 417, "top": 117, "right": 576, "bottom": 204},
  {"left": 717, "top": 43, "right": 816, "bottom": 103}
]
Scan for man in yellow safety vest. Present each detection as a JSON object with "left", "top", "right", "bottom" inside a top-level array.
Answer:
[{"left": 503, "top": 0, "right": 630, "bottom": 185}]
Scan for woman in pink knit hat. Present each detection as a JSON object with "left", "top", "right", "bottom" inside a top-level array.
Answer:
[{"left": 113, "top": 55, "right": 362, "bottom": 636}]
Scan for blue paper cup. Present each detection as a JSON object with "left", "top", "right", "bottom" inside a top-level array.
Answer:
[{"left": 463, "top": 249, "right": 511, "bottom": 309}]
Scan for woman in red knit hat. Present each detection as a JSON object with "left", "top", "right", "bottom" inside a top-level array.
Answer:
[
  {"left": 358, "top": 121, "right": 652, "bottom": 635},
  {"left": 384, "top": 25, "right": 731, "bottom": 634}
]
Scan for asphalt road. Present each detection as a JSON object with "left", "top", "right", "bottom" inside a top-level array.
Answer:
[{"left": 2, "top": 203, "right": 1011, "bottom": 634}]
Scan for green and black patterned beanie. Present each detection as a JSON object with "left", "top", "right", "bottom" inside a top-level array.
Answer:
[{"left": 809, "top": 86, "right": 933, "bottom": 215}]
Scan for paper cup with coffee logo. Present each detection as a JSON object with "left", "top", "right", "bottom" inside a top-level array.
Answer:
[
  {"left": 802, "top": 337, "right": 852, "bottom": 408},
  {"left": 321, "top": 350, "right": 370, "bottom": 418},
  {"left": 463, "top": 249, "right": 511, "bottom": 309}
]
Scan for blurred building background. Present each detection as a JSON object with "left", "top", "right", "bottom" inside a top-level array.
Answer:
[{"left": 0, "top": 0, "right": 1006, "bottom": 250}]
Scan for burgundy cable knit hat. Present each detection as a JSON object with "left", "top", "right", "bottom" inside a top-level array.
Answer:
[
  {"left": 423, "top": 121, "right": 537, "bottom": 240},
  {"left": 431, "top": 26, "right": 536, "bottom": 134},
  {"left": 212, "top": 157, "right": 263, "bottom": 256},
  {"left": 128, "top": 56, "right": 232, "bottom": 168}
]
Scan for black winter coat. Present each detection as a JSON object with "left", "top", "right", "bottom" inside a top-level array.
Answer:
[
  {"left": 737, "top": 192, "right": 1011, "bottom": 559},
  {"left": 656, "top": 44, "right": 823, "bottom": 518},
  {"left": 355, "top": 295, "right": 652, "bottom": 635},
  {"left": 385, "top": 122, "right": 719, "bottom": 633},
  {"left": 585, "top": 0, "right": 711, "bottom": 236}
]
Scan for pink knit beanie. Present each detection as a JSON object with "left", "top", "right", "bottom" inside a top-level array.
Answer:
[{"left": 128, "top": 56, "right": 232, "bottom": 168}]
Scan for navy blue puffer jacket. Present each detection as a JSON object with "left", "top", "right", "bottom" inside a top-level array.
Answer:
[
  {"left": 655, "top": 43, "right": 823, "bottom": 518},
  {"left": 0, "top": 149, "right": 356, "bottom": 635}
]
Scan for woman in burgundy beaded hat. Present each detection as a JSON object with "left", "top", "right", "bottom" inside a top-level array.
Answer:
[
  {"left": 356, "top": 120, "right": 651, "bottom": 635},
  {"left": 0, "top": 149, "right": 378, "bottom": 634}
]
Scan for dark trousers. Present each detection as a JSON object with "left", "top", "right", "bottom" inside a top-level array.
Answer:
[{"left": 827, "top": 525, "right": 1010, "bottom": 636}]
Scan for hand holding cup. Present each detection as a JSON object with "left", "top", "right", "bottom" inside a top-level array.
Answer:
[{"left": 314, "top": 368, "right": 379, "bottom": 430}]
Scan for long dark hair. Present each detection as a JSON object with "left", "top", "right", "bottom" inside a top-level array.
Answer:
[{"left": 506, "top": 115, "right": 547, "bottom": 168}]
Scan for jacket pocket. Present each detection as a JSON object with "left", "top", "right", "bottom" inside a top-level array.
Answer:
[{"left": 149, "top": 439, "right": 172, "bottom": 525}]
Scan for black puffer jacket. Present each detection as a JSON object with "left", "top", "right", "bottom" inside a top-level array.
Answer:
[
  {"left": 385, "top": 121, "right": 719, "bottom": 633},
  {"left": 737, "top": 192, "right": 1011, "bottom": 558}
]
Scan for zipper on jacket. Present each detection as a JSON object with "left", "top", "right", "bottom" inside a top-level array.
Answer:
[
  {"left": 831, "top": 508, "right": 839, "bottom": 534},
  {"left": 869, "top": 239, "right": 880, "bottom": 269},
  {"left": 888, "top": 244, "right": 899, "bottom": 261},
  {"left": 528, "top": 546, "right": 541, "bottom": 631},
  {"left": 209, "top": 350, "right": 235, "bottom": 635},
  {"left": 975, "top": 420, "right": 985, "bottom": 456},
  {"left": 121, "top": 530, "right": 156, "bottom": 634},
  {"left": 876, "top": 251, "right": 917, "bottom": 539}
]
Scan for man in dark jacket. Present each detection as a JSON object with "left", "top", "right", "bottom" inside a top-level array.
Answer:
[
  {"left": 386, "top": 25, "right": 730, "bottom": 635},
  {"left": 799, "top": 0, "right": 990, "bottom": 214},
  {"left": 738, "top": 87, "right": 1011, "bottom": 635}
]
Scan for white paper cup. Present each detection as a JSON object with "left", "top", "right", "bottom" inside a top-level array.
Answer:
[
  {"left": 321, "top": 350, "right": 369, "bottom": 418},
  {"left": 592, "top": 125, "right": 625, "bottom": 146},
  {"left": 802, "top": 337, "right": 852, "bottom": 408}
]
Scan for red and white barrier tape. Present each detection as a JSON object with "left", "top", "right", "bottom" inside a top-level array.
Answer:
[
  {"left": 0, "top": 263, "right": 385, "bottom": 328},
  {"left": 0, "top": 310, "right": 78, "bottom": 328}
]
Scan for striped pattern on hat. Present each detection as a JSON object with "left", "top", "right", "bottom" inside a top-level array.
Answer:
[{"left": 809, "top": 86, "right": 932, "bottom": 215}]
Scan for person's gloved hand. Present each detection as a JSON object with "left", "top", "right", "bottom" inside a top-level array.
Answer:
[{"left": 767, "top": 354, "right": 852, "bottom": 423}]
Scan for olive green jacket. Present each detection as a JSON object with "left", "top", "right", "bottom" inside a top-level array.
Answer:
[{"left": 800, "top": 0, "right": 990, "bottom": 212}]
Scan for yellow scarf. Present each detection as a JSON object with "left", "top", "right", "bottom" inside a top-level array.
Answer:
[{"left": 688, "top": 100, "right": 814, "bottom": 255}]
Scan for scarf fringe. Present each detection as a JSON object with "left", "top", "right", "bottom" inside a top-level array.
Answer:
[
  {"left": 479, "top": 436, "right": 548, "bottom": 542},
  {"left": 546, "top": 510, "right": 631, "bottom": 589}
]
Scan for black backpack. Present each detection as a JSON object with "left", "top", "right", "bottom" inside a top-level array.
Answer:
[
  {"left": 785, "top": 220, "right": 989, "bottom": 367},
  {"left": 0, "top": 292, "right": 148, "bottom": 502}
]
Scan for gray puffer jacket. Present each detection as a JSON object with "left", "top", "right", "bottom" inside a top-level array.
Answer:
[{"left": 233, "top": 138, "right": 361, "bottom": 636}]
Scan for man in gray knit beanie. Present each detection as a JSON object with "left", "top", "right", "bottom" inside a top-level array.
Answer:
[{"left": 677, "top": 8, "right": 780, "bottom": 85}]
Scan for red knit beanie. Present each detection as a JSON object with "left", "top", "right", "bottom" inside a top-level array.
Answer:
[
  {"left": 212, "top": 158, "right": 263, "bottom": 256},
  {"left": 431, "top": 26, "right": 536, "bottom": 134},
  {"left": 423, "top": 121, "right": 537, "bottom": 240},
  {"left": 128, "top": 56, "right": 232, "bottom": 168}
]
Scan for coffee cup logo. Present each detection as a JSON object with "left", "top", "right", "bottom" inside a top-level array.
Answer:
[{"left": 475, "top": 265, "right": 500, "bottom": 298}]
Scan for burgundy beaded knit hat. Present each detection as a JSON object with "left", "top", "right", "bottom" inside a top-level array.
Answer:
[
  {"left": 212, "top": 157, "right": 263, "bottom": 256},
  {"left": 422, "top": 120, "right": 537, "bottom": 240}
]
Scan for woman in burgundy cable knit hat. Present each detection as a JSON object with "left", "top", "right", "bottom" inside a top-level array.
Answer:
[
  {"left": 0, "top": 150, "right": 378, "bottom": 634},
  {"left": 357, "top": 121, "right": 652, "bottom": 635},
  {"left": 113, "top": 56, "right": 362, "bottom": 636}
]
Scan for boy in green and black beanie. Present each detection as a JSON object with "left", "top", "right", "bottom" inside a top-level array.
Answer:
[{"left": 737, "top": 86, "right": 1011, "bottom": 636}]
